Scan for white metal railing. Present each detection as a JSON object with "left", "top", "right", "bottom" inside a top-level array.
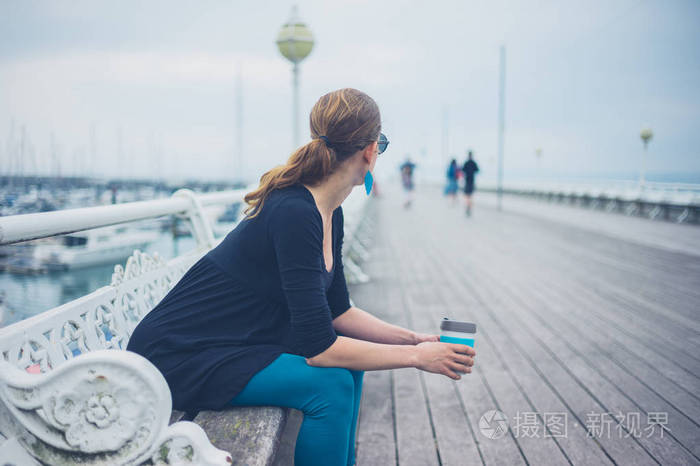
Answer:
[
  {"left": 0, "top": 188, "right": 249, "bottom": 465},
  {"left": 480, "top": 180, "right": 700, "bottom": 203},
  {"left": 479, "top": 180, "right": 700, "bottom": 223},
  {"left": 0, "top": 188, "right": 247, "bottom": 248}
]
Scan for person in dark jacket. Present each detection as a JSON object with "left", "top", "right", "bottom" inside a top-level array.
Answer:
[
  {"left": 400, "top": 157, "right": 416, "bottom": 209},
  {"left": 127, "top": 88, "right": 475, "bottom": 466},
  {"left": 462, "top": 150, "right": 480, "bottom": 216}
]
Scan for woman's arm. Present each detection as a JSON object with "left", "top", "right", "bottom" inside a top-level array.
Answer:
[
  {"left": 332, "top": 306, "right": 439, "bottom": 345},
  {"left": 306, "top": 335, "right": 475, "bottom": 380}
]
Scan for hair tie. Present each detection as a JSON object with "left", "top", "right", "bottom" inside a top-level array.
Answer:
[{"left": 319, "top": 135, "right": 332, "bottom": 148}]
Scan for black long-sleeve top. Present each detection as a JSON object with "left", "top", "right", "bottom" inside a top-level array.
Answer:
[{"left": 127, "top": 184, "right": 351, "bottom": 411}]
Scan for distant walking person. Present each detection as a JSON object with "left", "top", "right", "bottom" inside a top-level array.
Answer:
[
  {"left": 462, "top": 151, "right": 479, "bottom": 216},
  {"left": 444, "top": 159, "right": 459, "bottom": 206},
  {"left": 400, "top": 157, "right": 416, "bottom": 209}
]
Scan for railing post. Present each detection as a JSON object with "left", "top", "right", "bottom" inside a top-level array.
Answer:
[{"left": 172, "top": 189, "right": 216, "bottom": 249}]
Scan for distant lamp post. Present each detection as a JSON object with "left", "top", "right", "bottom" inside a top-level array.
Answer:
[
  {"left": 639, "top": 128, "right": 653, "bottom": 188},
  {"left": 535, "top": 147, "right": 543, "bottom": 180},
  {"left": 276, "top": 6, "right": 314, "bottom": 149}
]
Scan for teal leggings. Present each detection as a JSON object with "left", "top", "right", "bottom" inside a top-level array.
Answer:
[{"left": 229, "top": 353, "right": 364, "bottom": 466}]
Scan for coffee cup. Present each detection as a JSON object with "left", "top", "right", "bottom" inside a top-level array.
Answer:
[
  {"left": 440, "top": 318, "right": 476, "bottom": 377},
  {"left": 439, "top": 318, "right": 476, "bottom": 348}
]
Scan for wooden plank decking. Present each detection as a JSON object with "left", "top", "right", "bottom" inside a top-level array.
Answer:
[{"left": 348, "top": 185, "right": 700, "bottom": 466}]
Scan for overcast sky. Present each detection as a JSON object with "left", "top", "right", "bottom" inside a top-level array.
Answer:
[{"left": 1, "top": 0, "right": 699, "bottom": 184}]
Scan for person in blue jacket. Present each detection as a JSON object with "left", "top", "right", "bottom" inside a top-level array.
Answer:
[
  {"left": 444, "top": 158, "right": 459, "bottom": 206},
  {"left": 127, "top": 88, "right": 475, "bottom": 466}
]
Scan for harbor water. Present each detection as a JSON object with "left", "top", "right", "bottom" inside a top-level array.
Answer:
[{"left": 0, "top": 229, "right": 202, "bottom": 328}]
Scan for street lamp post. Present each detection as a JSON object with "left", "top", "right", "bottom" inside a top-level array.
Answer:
[
  {"left": 640, "top": 128, "right": 653, "bottom": 188},
  {"left": 276, "top": 6, "right": 314, "bottom": 149},
  {"left": 497, "top": 45, "right": 506, "bottom": 210}
]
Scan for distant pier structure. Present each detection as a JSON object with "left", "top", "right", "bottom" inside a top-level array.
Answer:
[{"left": 480, "top": 180, "right": 700, "bottom": 224}]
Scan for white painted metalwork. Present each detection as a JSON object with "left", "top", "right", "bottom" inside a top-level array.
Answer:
[
  {"left": 0, "top": 188, "right": 246, "bottom": 247},
  {"left": 0, "top": 351, "right": 231, "bottom": 465},
  {"left": 480, "top": 180, "right": 700, "bottom": 224},
  {"left": 341, "top": 189, "right": 373, "bottom": 284}
]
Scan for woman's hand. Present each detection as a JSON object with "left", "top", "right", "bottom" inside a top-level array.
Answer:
[
  {"left": 412, "top": 332, "right": 440, "bottom": 344},
  {"left": 414, "top": 341, "right": 475, "bottom": 380}
]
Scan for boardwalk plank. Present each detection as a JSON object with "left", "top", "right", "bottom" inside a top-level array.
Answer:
[
  {"left": 442, "top": 203, "right": 700, "bottom": 464},
  {"left": 393, "top": 367, "right": 440, "bottom": 466},
  {"left": 439, "top": 264, "right": 657, "bottom": 464},
  {"left": 473, "top": 262, "right": 700, "bottom": 465},
  {"left": 418, "top": 196, "right": 664, "bottom": 464},
  {"left": 522, "top": 277, "right": 700, "bottom": 462},
  {"left": 543, "top": 275, "right": 700, "bottom": 376},
  {"left": 351, "top": 274, "right": 398, "bottom": 466},
  {"left": 455, "top": 199, "right": 700, "bottom": 364},
  {"left": 431, "top": 280, "right": 615, "bottom": 466},
  {"left": 395, "top": 239, "right": 489, "bottom": 466},
  {"left": 465, "top": 230, "right": 700, "bottom": 424},
  {"left": 412, "top": 239, "right": 618, "bottom": 466},
  {"left": 535, "top": 277, "right": 700, "bottom": 421},
  {"left": 467, "top": 202, "right": 700, "bottom": 343},
  {"left": 387, "top": 243, "right": 440, "bottom": 466},
  {"left": 453, "top": 369, "right": 528, "bottom": 466},
  {"left": 396, "top": 216, "right": 570, "bottom": 466},
  {"left": 390, "top": 246, "right": 527, "bottom": 466},
  {"left": 442, "top": 198, "right": 700, "bottom": 463},
  {"left": 348, "top": 186, "right": 700, "bottom": 465},
  {"left": 522, "top": 222, "right": 700, "bottom": 341},
  {"left": 356, "top": 371, "right": 397, "bottom": 466}
]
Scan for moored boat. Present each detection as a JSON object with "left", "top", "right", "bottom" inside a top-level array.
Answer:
[{"left": 31, "top": 225, "right": 160, "bottom": 269}]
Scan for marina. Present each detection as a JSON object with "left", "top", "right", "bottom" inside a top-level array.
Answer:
[{"left": 0, "top": 179, "right": 242, "bottom": 327}]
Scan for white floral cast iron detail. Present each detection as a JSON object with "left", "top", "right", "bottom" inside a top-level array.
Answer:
[
  {"left": 0, "top": 248, "right": 230, "bottom": 465},
  {"left": 0, "top": 350, "right": 231, "bottom": 465}
]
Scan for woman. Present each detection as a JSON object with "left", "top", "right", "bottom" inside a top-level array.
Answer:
[
  {"left": 127, "top": 88, "right": 475, "bottom": 466},
  {"left": 444, "top": 158, "right": 459, "bottom": 205}
]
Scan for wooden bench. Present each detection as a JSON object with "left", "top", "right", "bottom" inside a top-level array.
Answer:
[{"left": 0, "top": 187, "right": 373, "bottom": 465}]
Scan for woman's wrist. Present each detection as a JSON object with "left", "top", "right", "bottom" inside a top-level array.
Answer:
[
  {"left": 410, "top": 332, "right": 440, "bottom": 345},
  {"left": 387, "top": 326, "right": 419, "bottom": 345},
  {"left": 405, "top": 344, "right": 420, "bottom": 368},
  {"left": 404, "top": 330, "right": 419, "bottom": 345}
]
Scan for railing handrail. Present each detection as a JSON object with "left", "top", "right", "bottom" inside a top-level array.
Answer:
[
  {"left": 0, "top": 188, "right": 248, "bottom": 246},
  {"left": 480, "top": 180, "right": 700, "bottom": 193}
]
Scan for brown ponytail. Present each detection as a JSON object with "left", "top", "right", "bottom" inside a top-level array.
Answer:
[{"left": 243, "top": 88, "right": 381, "bottom": 218}]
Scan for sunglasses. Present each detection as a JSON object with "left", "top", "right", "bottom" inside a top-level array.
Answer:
[{"left": 377, "top": 132, "right": 390, "bottom": 155}]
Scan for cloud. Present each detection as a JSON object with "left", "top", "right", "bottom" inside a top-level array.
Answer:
[
  {"left": 1, "top": 0, "right": 699, "bottom": 182},
  {"left": 3, "top": 51, "right": 287, "bottom": 87}
]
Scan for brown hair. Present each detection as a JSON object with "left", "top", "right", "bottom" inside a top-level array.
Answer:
[{"left": 243, "top": 88, "right": 381, "bottom": 218}]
